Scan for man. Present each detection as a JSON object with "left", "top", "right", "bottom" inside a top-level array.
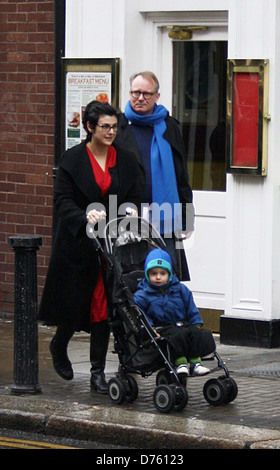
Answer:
[{"left": 114, "top": 71, "right": 194, "bottom": 280}]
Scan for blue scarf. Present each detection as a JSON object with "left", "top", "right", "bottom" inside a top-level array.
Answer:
[{"left": 125, "top": 102, "right": 182, "bottom": 234}]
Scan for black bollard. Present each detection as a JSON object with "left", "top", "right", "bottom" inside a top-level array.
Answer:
[{"left": 8, "top": 235, "right": 42, "bottom": 394}]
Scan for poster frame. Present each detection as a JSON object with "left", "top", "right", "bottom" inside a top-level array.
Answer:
[
  {"left": 61, "top": 57, "right": 120, "bottom": 154},
  {"left": 226, "top": 59, "right": 270, "bottom": 176}
]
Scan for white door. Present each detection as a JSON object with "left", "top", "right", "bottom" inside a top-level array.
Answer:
[{"left": 159, "top": 27, "right": 228, "bottom": 330}]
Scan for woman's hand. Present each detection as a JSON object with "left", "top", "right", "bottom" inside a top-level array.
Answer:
[
  {"left": 86, "top": 209, "right": 106, "bottom": 225},
  {"left": 125, "top": 207, "right": 138, "bottom": 217}
]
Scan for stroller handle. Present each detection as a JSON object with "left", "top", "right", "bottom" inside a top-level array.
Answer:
[
  {"left": 87, "top": 226, "right": 103, "bottom": 253},
  {"left": 103, "top": 216, "right": 166, "bottom": 255}
]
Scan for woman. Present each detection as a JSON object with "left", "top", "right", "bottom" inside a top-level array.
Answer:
[{"left": 39, "top": 101, "right": 143, "bottom": 393}]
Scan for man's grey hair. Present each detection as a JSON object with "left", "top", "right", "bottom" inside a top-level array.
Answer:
[{"left": 130, "top": 71, "right": 160, "bottom": 93}]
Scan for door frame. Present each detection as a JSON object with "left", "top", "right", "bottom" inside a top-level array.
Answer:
[
  {"left": 143, "top": 11, "right": 228, "bottom": 331},
  {"left": 142, "top": 11, "right": 228, "bottom": 110}
]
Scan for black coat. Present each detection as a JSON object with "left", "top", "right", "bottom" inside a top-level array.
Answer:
[
  {"left": 114, "top": 113, "right": 193, "bottom": 280},
  {"left": 38, "top": 141, "right": 143, "bottom": 332},
  {"left": 115, "top": 114, "right": 193, "bottom": 226}
]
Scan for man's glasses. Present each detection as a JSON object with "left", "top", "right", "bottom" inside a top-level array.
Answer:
[
  {"left": 130, "top": 90, "right": 157, "bottom": 101},
  {"left": 96, "top": 124, "right": 118, "bottom": 132}
]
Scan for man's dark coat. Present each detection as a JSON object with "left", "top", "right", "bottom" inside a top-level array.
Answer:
[{"left": 114, "top": 113, "right": 193, "bottom": 280}]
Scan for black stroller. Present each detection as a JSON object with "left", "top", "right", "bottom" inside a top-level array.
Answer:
[{"left": 90, "top": 216, "right": 238, "bottom": 413}]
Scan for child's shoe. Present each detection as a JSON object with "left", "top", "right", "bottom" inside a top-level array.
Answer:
[
  {"left": 190, "top": 363, "right": 210, "bottom": 376},
  {"left": 176, "top": 364, "right": 190, "bottom": 376}
]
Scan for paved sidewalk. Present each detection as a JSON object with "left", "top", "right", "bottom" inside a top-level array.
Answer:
[{"left": 1, "top": 319, "right": 280, "bottom": 449}]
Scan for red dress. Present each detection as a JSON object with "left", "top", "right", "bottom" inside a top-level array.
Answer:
[{"left": 86, "top": 145, "right": 116, "bottom": 323}]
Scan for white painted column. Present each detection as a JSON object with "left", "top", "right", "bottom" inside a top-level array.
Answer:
[{"left": 222, "top": 0, "right": 280, "bottom": 344}]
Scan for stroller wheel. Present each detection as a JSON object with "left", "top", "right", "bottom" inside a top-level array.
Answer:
[
  {"left": 203, "top": 378, "right": 227, "bottom": 406},
  {"left": 156, "top": 369, "right": 187, "bottom": 387},
  {"left": 153, "top": 385, "right": 176, "bottom": 413},
  {"left": 125, "top": 375, "right": 139, "bottom": 403},
  {"left": 108, "top": 377, "right": 126, "bottom": 405},
  {"left": 220, "top": 376, "right": 238, "bottom": 404},
  {"left": 171, "top": 385, "right": 188, "bottom": 411},
  {"left": 156, "top": 369, "right": 171, "bottom": 385}
]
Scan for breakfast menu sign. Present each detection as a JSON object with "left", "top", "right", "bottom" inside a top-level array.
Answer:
[
  {"left": 66, "top": 71, "right": 111, "bottom": 149},
  {"left": 62, "top": 58, "right": 120, "bottom": 150}
]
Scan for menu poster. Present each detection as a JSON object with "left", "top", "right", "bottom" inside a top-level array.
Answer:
[
  {"left": 65, "top": 72, "right": 111, "bottom": 149},
  {"left": 61, "top": 58, "right": 120, "bottom": 151}
]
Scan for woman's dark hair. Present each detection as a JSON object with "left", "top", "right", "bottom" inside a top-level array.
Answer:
[{"left": 82, "top": 100, "right": 117, "bottom": 141}]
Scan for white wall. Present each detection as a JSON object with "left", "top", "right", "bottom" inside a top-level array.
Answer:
[
  {"left": 66, "top": 0, "right": 125, "bottom": 58},
  {"left": 226, "top": 0, "right": 280, "bottom": 321}
]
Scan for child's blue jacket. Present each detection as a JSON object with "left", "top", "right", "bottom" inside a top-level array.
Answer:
[{"left": 134, "top": 276, "right": 203, "bottom": 327}]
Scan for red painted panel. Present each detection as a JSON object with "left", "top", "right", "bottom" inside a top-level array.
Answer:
[{"left": 232, "top": 73, "right": 259, "bottom": 167}]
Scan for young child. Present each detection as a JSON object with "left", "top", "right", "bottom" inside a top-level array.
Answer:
[{"left": 134, "top": 248, "right": 210, "bottom": 376}]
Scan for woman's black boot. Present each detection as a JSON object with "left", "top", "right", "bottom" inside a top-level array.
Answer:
[
  {"left": 90, "top": 321, "right": 110, "bottom": 394},
  {"left": 49, "top": 325, "right": 74, "bottom": 380}
]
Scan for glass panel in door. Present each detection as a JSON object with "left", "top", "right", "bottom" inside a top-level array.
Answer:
[{"left": 172, "top": 41, "right": 227, "bottom": 191}]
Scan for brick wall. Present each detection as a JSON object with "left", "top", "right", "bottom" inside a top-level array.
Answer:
[{"left": 0, "top": 1, "right": 55, "bottom": 316}]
